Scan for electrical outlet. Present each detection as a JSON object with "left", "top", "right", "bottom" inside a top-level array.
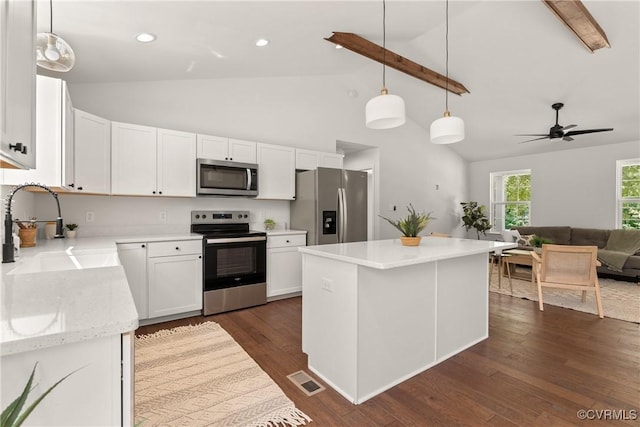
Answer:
[
  {"left": 159, "top": 211, "right": 167, "bottom": 223},
  {"left": 321, "top": 278, "right": 333, "bottom": 292},
  {"left": 85, "top": 211, "right": 95, "bottom": 223}
]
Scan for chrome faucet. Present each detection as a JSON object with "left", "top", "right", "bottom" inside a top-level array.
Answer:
[{"left": 3, "top": 183, "right": 64, "bottom": 263}]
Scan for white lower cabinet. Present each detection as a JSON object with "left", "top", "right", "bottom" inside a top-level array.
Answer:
[
  {"left": 117, "top": 239, "right": 203, "bottom": 324},
  {"left": 0, "top": 332, "right": 133, "bottom": 426},
  {"left": 267, "top": 232, "right": 306, "bottom": 298}
]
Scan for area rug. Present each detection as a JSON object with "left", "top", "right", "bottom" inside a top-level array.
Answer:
[
  {"left": 489, "top": 270, "right": 640, "bottom": 323},
  {"left": 135, "top": 322, "right": 312, "bottom": 426}
]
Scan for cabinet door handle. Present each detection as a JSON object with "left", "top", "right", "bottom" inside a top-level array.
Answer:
[
  {"left": 77, "top": 186, "right": 83, "bottom": 191},
  {"left": 152, "top": 191, "right": 156, "bottom": 194},
  {"left": 198, "top": 255, "right": 202, "bottom": 259},
  {"left": 159, "top": 191, "right": 162, "bottom": 194},
  {"left": 175, "top": 247, "right": 180, "bottom": 250},
  {"left": 141, "top": 244, "right": 145, "bottom": 248},
  {"left": 286, "top": 240, "right": 290, "bottom": 243},
  {"left": 68, "top": 183, "right": 75, "bottom": 188},
  {"left": 9, "top": 143, "right": 27, "bottom": 154}
]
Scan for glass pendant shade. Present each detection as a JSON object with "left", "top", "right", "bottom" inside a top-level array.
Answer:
[
  {"left": 36, "top": 32, "right": 75, "bottom": 72},
  {"left": 430, "top": 112, "right": 465, "bottom": 144},
  {"left": 365, "top": 89, "right": 406, "bottom": 129}
]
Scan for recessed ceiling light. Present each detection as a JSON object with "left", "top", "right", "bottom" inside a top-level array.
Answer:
[
  {"left": 136, "top": 33, "right": 156, "bottom": 43},
  {"left": 255, "top": 38, "right": 269, "bottom": 47}
]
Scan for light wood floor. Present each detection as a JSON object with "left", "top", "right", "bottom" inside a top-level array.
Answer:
[{"left": 136, "top": 293, "right": 640, "bottom": 426}]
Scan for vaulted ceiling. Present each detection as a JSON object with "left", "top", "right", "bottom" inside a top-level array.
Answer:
[{"left": 37, "top": 0, "right": 639, "bottom": 162}]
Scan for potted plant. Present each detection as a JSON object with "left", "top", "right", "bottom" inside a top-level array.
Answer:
[
  {"left": 65, "top": 223, "right": 78, "bottom": 239},
  {"left": 530, "top": 235, "right": 553, "bottom": 254},
  {"left": 380, "top": 204, "right": 435, "bottom": 246},
  {"left": 263, "top": 218, "right": 276, "bottom": 231},
  {"left": 460, "top": 202, "right": 491, "bottom": 240}
]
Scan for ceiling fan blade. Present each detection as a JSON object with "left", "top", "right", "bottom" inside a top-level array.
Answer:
[
  {"left": 518, "top": 136, "right": 549, "bottom": 143},
  {"left": 564, "top": 128, "right": 613, "bottom": 136},
  {"left": 515, "top": 134, "right": 549, "bottom": 137},
  {"left": 561, "top": 124, "right": 577, "bottom": 131},
  {"left": 563, "top": 136, "right": 574, "bottom": 142}
]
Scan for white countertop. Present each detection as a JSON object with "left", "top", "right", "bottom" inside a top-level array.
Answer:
[
  {"left": 266, "top": 229, "right": 307, "bottom": 236},
  {"left": 0, "top": 233, "right": 201, "bottom": 356},
  {"left": 298, "top": 236, "right": 517, "bottom": 269}
]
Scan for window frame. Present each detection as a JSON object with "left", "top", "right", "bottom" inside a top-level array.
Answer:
[
  {"left": 616, "top": 158, "right": 640, "bottom": 230},
  {"left": 489, "top": 169, "right": 532, "bottom": 232}
]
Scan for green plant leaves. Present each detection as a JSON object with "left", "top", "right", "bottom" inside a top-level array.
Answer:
[{"left": 379, "top": 204, "right": 435, "bottom": 237}]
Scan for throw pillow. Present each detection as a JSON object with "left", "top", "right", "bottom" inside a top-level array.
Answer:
[
  {"left": 501, "top": 229, "right": 521, "bottom": 243},
  {"left": 518, "top": 234, "right": 534, "bottom": 246}
]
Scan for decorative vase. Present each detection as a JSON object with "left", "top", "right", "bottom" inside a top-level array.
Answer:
[
  {"left": 45, "top": 222, "right": 57, "bottom": 239},
  {"left": 400, "top": 236, "right": 422, "bottom": 246},
  {"left": 66, "top": 230, "right": 77, "bottom": 239},
  {"left": 18, "top": 228, "right": 37, "bottom": 247}
]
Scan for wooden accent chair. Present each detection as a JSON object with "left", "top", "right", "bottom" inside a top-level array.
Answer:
[{"left": 531, "top": 244, "right": 604, "bottom": 318}]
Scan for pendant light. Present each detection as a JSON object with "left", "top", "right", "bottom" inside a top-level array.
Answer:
[
  {"left": 430, "top": 0, "right": 464, "bottom": 144},
  {"left": 36, "top": 0, "right": 75, "bottom": 72},
  {"left": 365, "top": 0, "right": 406, "bottom": 130}
]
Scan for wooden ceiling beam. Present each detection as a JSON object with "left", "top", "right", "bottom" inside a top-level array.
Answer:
[
  {"left": 541, "top": 0, "right": 610, "bottom": 53},
  {"left": 325, "top": 32, "right": 469, "bottom": 96}
]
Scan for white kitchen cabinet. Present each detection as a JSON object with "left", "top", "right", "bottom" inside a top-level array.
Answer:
[
  {"left": 197, "top": 134, "right": 257, "bottom": 163},
  {"left": 2, "top": 76, "right": 73, "bottom": 189},
  {"left": 111, "top": 123, "right": 196, "bottom": 197},
  {"left": 111, "top": 122, "right": 157, "bottom": 195},
  {"left": 147, "top": 240, "right": 202, "bottom": 319},
  {"left": 267, "top": 232, "right": 306, "bottom": 298},
  {"left": 74, "top": 109, "right": 111, "bottom": 194},
  {"left": 256, "top": 143, "right": 295, "bottom": 200},
  {"left": 1, "top": 332, "right": 133, "bottom": 426},
  {"left": 117, "top": 242, "right": 148, "bottom": 319},
  {"left": 295, "top": 148, "right": 344, "bottom": 170},
  {"left": 157, "top": 128, "right": 196, "bottom": 197},
  {"left": 0, "top": 0, "right": 36, "bottom": 169}
]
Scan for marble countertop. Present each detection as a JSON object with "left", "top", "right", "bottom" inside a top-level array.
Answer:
[
  {"left": 298, "top": 237, "right": 517, "bottom": 269},
  {"left": 0, "top": 233, "right": 202, "bottom": 356},
  {"left": 266, "top": 229, "right": 307, "bottom": 236}
]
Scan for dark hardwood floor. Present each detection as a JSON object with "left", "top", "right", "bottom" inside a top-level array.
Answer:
[{"left": 136, "top": 293, "right": 640, "bottom": 426}]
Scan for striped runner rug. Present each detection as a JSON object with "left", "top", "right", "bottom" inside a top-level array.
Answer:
[{"left": 135, "top": 322, "right": 312, "bottom": 426}]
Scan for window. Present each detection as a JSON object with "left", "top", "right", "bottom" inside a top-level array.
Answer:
[
  {"left": 617, "top": 159, "right": 640, "bottom": 230},
  {"left": 490, "top": 170, "right": 531, "bottom": 232}
]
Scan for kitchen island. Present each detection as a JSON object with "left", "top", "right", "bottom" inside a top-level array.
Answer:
[{"left": 299, "top": 236, "right": 516, "bottom": 404}]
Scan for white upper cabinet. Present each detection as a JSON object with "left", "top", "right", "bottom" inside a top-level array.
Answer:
[
  {"left": 111, "top": 122, "right": 196, "bottom": 197},
  {"left": 320, "top": 152, "right": 344, "bottom": 169},
  {"left": 256, "top": 143, "right": 295, "bottom": 200},
  {"left": 228, "top": 138, "right": 257, "bottom": 163},
  {"left": 0, "top": 0, "right": 36, "bottom": 169},
  {"left": 196, "top": 134, "right": 228, "bottom": 160},
  {"left": 111, "top": 122, "right": 157, "bottom": 195},
  {"left": 197, "top": 134, "right": 257, "bottom": 163},
  {"left": 157, "top": 128, "right": 196, "bottom": 197},
  {"left": 74, "top": 109, "right": 111, "bottom": 194},
  {"left": 3, "top": 76, "right": 73, "bottom": 189},
  {"left": 295, "top": 148, "right": 343, "bottom": 170}
]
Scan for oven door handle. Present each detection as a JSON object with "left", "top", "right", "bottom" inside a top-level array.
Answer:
[{"left": 206, "top": 236, "right": 267, "bottom": 244}]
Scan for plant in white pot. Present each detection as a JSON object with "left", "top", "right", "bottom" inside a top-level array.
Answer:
[
  {"left": 380, "top": 204, "right": 435, "bottom": 246},
  {"left": 65, "top": 223, "right": 78, "bottom": 238}
]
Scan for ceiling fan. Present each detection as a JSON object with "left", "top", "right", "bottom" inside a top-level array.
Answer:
[{"left": 517, "top": 102, "right": 613, "bottom": 143}]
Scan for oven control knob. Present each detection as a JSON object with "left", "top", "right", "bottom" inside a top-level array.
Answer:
[
  {"left": 243, "top": 214, "right": 248, "bottom": 218},
  {"left": 195, "top": 214, "right": 200, "bottom": 219},
  {"left": 238, "top": 214, "right": 242, "bottom": 219},
  {"left": 202, "top": 214, "right": 207, "bottom": 219}
]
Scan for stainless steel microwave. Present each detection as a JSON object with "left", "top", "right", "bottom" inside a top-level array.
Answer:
[{"left": 197, "top": 159, "right": 258, "bottom": 197}]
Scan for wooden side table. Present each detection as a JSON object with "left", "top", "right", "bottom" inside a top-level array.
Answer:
[
  {"left": 504, "top": 249, "right": 535, "bottom": 282},
  {"left": 489, "top": 252, "right": 513, "bottom": 292}
]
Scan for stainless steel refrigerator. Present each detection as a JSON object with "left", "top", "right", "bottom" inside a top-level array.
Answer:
[{"left": 291, "top": 167, "right": 368, "bottom": 245}]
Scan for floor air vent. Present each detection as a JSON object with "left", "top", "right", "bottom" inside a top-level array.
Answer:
[{"left": 287, "top": 370, "right": 326, "bottom": 396}]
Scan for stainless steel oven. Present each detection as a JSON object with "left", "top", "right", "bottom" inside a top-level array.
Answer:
[
  {"left": 191, "top": 210, "right": 266, "bottom": 315},
  {"left": 197, "top": 159, "right": 258, "bottom": 197}
]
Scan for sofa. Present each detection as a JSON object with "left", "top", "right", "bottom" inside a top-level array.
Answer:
[{"left": 511, "top": 226, "right": 640, "bottom": 282}]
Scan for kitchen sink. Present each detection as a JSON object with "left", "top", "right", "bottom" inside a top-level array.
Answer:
[{"left": 7, "top": 248, "right": 120, "bottom": 275}]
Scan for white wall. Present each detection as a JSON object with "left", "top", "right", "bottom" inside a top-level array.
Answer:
[
  {"left": 468, "top": 141, "right": 639, "bottom": 229},
  {"left": 46, "top": 73, "right": 469, "bottom": 239}
]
